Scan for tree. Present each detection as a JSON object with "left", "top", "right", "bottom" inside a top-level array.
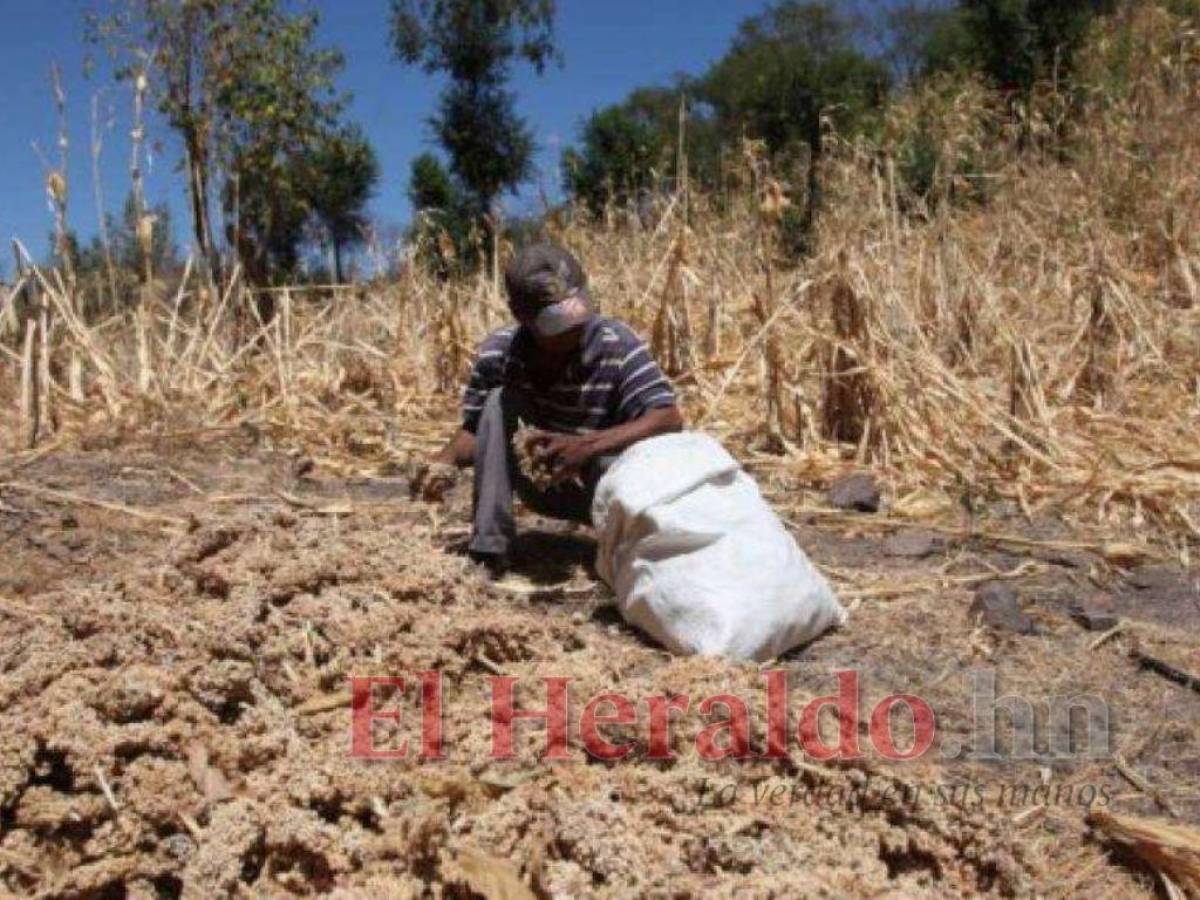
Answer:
[
  {"left": 90, "top": 0, "right": 230, "bottom": 279},
  {"left": 305, "top": 126, "right": 380, "bottom": 283},
  {"left": 560, "top": 80, "right": 724, "bottom": 216},
  {"left": 390, "top": 0, "right": 558, "bottom": 238},
  {"left": 562, "top": 105, "right": 663, "bottom": 216},
  {"left": 882, "top": 1, "right": 972, "bottom": 84},
  {"left": 701, "top": 1, "right": 891, "bottom": 156},
  {"left": 213, "top": 3, "right": 344, "bottom": 290},
  {"left": 921, "top": 0, "right": 1118, "bottom": 92},
  {"left": 90, "top": 0, "right": 345, "bottom": 290}
]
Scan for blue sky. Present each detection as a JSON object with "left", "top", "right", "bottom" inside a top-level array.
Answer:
[{"left": 0, "top": 0, "right": 782, "bottom": 268}]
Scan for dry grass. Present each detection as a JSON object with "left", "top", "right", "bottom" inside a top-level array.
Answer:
[
  {"left": 1, "top": 8, "right": 1197, "bottom": 557},
  {"left": 1089, "top": 811, "right": 1200, "bottom": 896}
]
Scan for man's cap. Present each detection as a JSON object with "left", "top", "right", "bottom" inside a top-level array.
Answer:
[{"left": 504, "top": 242, "right": 592, "bottom": 337}]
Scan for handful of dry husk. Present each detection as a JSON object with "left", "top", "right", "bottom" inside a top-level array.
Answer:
[
  {"left": 409, "top": 460, "right": 458, "bottom": 502},
  {"left": 513, "top": 422, "right": 557, "bottom": 491}
]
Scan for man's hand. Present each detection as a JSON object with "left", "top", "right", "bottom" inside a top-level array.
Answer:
[
  {"left": 413, "top": 429, "right": 476, "bottom": 502},
  {"left": 409, "top": 460, "right": 459, "bottom": 503},
  {"left": 528, "top": 431, "right": 599, "bottom": 485}
]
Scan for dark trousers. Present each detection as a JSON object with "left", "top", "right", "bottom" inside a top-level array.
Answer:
[{"left": 470, "top": 388, "right": 614, "bottom": 557}]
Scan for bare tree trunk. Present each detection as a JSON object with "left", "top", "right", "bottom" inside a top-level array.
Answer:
[{"left": 186, "top": 134, "right": 220, "bottom": 285}]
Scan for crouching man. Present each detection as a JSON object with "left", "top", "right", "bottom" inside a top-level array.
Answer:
[{"left": 416, "top": 242, "right": 683, "bottom": 573}]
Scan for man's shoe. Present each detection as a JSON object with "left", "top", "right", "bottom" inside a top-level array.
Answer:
[{"left": 468, "top": 551, "right": 510, "bottom": 580}]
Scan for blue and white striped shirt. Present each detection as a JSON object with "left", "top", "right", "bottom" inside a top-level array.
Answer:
[{"left": 461, "top": 316, "right": 677, "bottom": 434}]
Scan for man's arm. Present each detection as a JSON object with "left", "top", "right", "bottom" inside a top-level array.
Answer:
[
  {"left": 534, "top": 405, "right": 683, "bottom": 484},
  {"left": 415, "top": 329, "right": 504, "bottom": 500},
  {"left": 582, "top": 405, "right": 683, "bottom": 458},
  {"left": 429, "top": 328, "right": 510, "bottom": 473},
  {"left": 536, "top": 324, "right": 683, "bottom": 483},
  {"left": 413, "top": 428, "right": 476, "bottom": 502},
  {"left": 433, "top": 429, "right": 477, "bottom": 468}
]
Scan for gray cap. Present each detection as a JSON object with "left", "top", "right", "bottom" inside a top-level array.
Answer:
[{"left": 504, "top": 242, "right": 590, "bottom": 323}]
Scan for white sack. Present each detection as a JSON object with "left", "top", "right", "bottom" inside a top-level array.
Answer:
[{"left": 592, "top": 432, "right": 847, "bottom": 662}]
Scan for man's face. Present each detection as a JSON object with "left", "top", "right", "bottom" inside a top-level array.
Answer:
[
  {"left": 513, "top": 303, "right": 584, "bottom": 359},
  {"left": 512, "top": 294, "right": 590, "bottom": 359},
  {"left": 531, "top": 324, "right": 584, "bottom": 358}
]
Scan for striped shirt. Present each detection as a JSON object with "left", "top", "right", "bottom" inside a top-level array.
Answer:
[{"left": 461, "top": 316, "right": 676, "bottom": 434}]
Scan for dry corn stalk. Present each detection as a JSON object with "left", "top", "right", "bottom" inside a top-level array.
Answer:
[
  {"left": 19, "top": 319, "right": 38, "bottom": 450},
  {"left": 750, "top": 283, "right": 787, "bottom": 449},
  {"left": 702, "top": 285, "right": 722, "bottom": 360},
  {"left": 47, "top": 65, "right": 74, "bottom": 291},
  {"left": 68, "top": 350, "right": 83, "bottom": 403},
  {"left": 821, "top": 258, "right": 875, "bottom": 446},
  {"left": 1170, "top": 245, "right": 1199, "bottom": 309},
  {"left": 1077, "top": 252, "right": 1121, "bottom": 408},
  {"left": 1088, "top": 811, "right": 1200, "bottom": 895},
  {"left": 948, "top": 289, "right": 979, "bottom": 369},
  {"left": 651, "top": 233, "right": 693, "bottom": 376},
  {"left": 745, "top": 143, "right": 789, "bottom": 449},
  {"left": 434, "top": 290, "right": 466, "bottom": 394},
  {"left": 136, "top": 297, "right": 153, "bottom": 395},
  {"left": 22, "top": 255, "right": 120, "bottom": 414},
  {"left": 1163, "top": 206, "right": 1197, "bottom": 309},
  {"left": 1, "top": 277, "right": 22, "bottom": 340},
  {"left": 36, "top": 292, "right": 53, "bottom": 438},
  {"left": 1006, "top": 337, "right": 1049, "bottom": 457}
]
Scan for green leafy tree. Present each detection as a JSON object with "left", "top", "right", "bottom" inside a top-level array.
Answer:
[
  {"left": 409, "top": 153, "right": 461, "bottom": 215},
  {"left": 390, "top": 0, "right": 558, "bottom": 237},
  {"left": 562, "top": 105, "right": 663, "bottom": 216},
  {"left": 305, "top": 125, "right": 380, "bottom": 283},
  {"left": 882, "top": 1, "right": 973, "bottom": 83},
  {"left": 923, "top": 0, "right": 1117, "bottom": 92},
  {"left": 561, "top": 81, "right": 724, "bottom": 214},
  {"left": 624, "top": 84, "right": 724, "bottom": 194},
  {"left": 214, "top": 3, "right": 344, "bottom": 289},
  {"left": 701, "top": 1, "right": 891, "bottom": 155},
  {"left": 91, "top": 0, "right": 344, "bottom": 291},
  {"left": 89, "top": 0, "right": 224, "bottom": 276}
]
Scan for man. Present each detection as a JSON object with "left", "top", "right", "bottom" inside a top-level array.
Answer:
[{"left": 417, "top": 242, "right": 683, "bottom": 572}]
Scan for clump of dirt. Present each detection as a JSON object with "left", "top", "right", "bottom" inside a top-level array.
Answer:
[{"left": 0, "top": 444, "right": 1195, "bottom": 896}]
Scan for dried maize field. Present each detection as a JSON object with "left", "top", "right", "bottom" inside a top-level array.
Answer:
[{"left": 2, "top": 12, "right": 1200, "bottom": 897}]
